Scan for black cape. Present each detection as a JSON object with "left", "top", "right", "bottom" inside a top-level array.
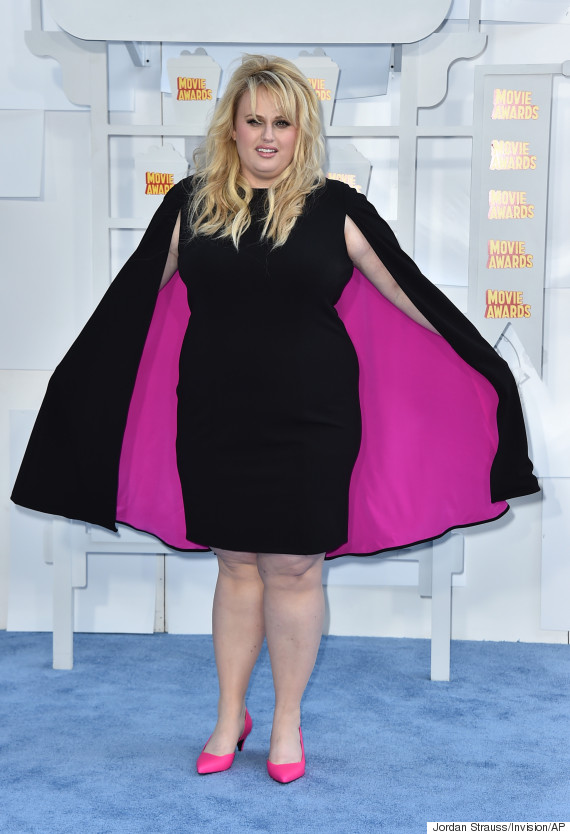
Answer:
[{"left": 11, "top": 178, "right": 539, "bottom": 555}]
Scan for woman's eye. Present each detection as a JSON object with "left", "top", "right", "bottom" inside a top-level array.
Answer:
[{"left": 244, "top": 117, "right": 292, "bottom": 127}]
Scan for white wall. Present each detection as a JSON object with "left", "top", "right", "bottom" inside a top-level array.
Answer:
[{"left": 1, "top": 3, "right": 568, "bottom": 643}]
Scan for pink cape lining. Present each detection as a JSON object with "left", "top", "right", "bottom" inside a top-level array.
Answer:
[{"left": 117, "top": 270, "right": 507, "bottom": 557}]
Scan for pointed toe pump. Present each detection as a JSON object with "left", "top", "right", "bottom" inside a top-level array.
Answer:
[
  {"left": 266, "top": 727, "right": 305, "bottom": 783},
  {"left": 196, "top": 708, "right": 253, "bottom": 774}
]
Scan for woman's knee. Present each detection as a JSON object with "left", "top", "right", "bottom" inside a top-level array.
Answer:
[
  {"left": 211, "top": 547, "right": 259, "bottom": 579},
  {"left": 257, "top": 552, "right": 325, "bottom": 588}
]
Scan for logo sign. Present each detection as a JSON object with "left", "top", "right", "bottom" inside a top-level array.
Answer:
[{"left": 469, "top": 72, "right": 553, "bottom": 372}]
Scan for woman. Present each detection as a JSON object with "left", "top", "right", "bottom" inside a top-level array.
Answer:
[
  {"left": 12, "top": 55, "right": 539, "bottom": 783},
  {"left": 168, "top": 57, "right": 444, "bottom": 780}
]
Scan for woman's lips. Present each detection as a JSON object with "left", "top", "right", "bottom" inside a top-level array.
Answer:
[{"left": 256, "top": 147, "right": 277, "bottom": 157}]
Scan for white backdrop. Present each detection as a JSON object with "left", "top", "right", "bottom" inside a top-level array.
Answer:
[{"left": 1, "top": 0, "right": 568, "bottom": 643}]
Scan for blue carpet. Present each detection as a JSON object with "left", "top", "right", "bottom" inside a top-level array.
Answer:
[{"left": 0, "top": 632, "right": 568, "bottom": 833}]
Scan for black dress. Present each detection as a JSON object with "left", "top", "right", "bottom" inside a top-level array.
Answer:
[{"left": 176, "top": 188, "right": 362, "bottom": 554}]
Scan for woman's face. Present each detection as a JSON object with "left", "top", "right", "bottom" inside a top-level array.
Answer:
[{"left": 232, "top": 87, "right": 298, "bottom": 188}]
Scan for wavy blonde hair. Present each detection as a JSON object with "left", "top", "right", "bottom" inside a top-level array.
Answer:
[{"left": 189, "top": 54, "right": 325, "bottom": 248}]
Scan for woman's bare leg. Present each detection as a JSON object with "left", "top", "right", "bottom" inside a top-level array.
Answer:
[
  {"left": 257, "top": 552, "right": 325, "bottom": 764},
  {"left": 203, "top": 547, "right": 265, "bottom": 755}
]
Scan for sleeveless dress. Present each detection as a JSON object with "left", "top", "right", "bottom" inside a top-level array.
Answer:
[{"left": 176, "top": 187, "right": 362, "bottom": 554}]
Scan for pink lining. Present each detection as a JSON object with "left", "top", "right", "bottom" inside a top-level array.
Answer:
[{"left": 117, "top": 270, "right": 507, "bottom": 555}]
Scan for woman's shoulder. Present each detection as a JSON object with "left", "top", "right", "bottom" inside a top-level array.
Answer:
[
  {"left": 171, "top": 174, "right": 195, "bottom": 201},
  {"left": 157, "top": 175, "right": 197, "bottom": 221},
  {"left": 311, "top": 177, "right": 349, "bottom": 200},
  {"left": 311, "top": 177, "right": 368, "bottom": 212},
  {"left": 321, "top": 177, "right": 356, "bottom": 197}
]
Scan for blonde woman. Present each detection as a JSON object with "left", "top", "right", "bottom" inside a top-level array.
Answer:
[{"left": 12, "top": 55, "right": 538, "bottom": 783}]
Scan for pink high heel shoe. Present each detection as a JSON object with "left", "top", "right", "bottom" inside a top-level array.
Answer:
[
  {"left": 196, "top": 709, "right": 253, "bottom": 774},
  {"left": 266, "top": 727, "right": 305, "bottom": 783}
]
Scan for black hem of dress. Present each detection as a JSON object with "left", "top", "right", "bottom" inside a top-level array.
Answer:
[{"left": 115, "top": 503, "right": 511, "bottom": 559}]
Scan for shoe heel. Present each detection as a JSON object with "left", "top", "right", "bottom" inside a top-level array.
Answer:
[{"left": 236, "top": 707, "right": 253, "bottom": 752}]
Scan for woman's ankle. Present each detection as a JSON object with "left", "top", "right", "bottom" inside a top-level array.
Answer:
[
  {"left": 217, "top": 698, "right": 247, "bottom": 723},
  {"left": 272, "top": 704, "right": 301, "bottom": 729}
]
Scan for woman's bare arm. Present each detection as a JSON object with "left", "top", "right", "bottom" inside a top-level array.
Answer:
[
  {"left": 344, "top": 215, "right": 439, "bottom": 335},
  {"left": 159, "top": 212, "right": 181, "bottom": 289}
]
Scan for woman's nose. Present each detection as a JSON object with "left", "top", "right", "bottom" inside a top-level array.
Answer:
[{"left": 261, "top": 123, "right": 274, "bottom": 142}]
